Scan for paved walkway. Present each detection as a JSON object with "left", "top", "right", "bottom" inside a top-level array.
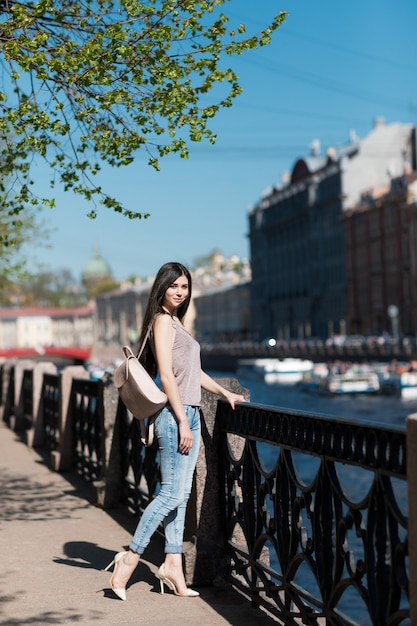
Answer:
[{"left": 0, "top": 422, "right": 282, "bottom": 626}]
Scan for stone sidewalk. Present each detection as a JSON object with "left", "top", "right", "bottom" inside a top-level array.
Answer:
[{"left": 0, "top": 422, "right": 283, "bottom": 625}]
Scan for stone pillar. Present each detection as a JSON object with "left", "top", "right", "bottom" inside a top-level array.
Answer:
[
  {"left": 10, "top": 359, "right": 35, "bottom": 431},
  {"left": 28, "top": 362, "right": 58, "bottom": 448},
  {"left": 12, "top": 360, "right": 35, "bottom": 431},
  {"left": 50, "top": 366, "right": 90, "bottom": 472},
  {"left": 92, "top": 373, "right": 124, "bottom": 508},
  {"left": 183, "top": 378, "right": 249, "bottom": 585},
  {"left": 1, "top": 360, "right": 17, "bottom": 425},
  {"left": 407, "top": 412, "right": 417, "bottom": 624}
]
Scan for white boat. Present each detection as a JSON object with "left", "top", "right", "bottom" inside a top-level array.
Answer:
[
  {"left": 297, "top": 364, "right": 329, "bottom": 393},
  {"left": 237, "top": 358, "right": 272, "bottom": 380},
  {"left": 326, "top": 369, "right": 380, "bottom": 394},
  {"left": 238, "top": 358, "right": 314, "bottom": 385},
  {"left": 397, "top": 371, "right": 417, "bottom": 400},
  {"left": 300, "top": 364, "right": 380, "bottom": 395},
  {"left": 264, "top": 359, "right": 315, "bottom": 384},
  {"left": 376, "top": 363, "right": 417, "bottom": 399}
]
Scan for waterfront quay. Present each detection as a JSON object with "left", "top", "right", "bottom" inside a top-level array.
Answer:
[
  {"left": 1, "top": 356, "right": 416, "bottom": 625},
  {"left": 0, "top": 421, "right": 279, "bottom": 626}
]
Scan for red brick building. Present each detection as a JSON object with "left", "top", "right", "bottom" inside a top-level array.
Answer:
[{"left": 344, "top": 173, "right": 417, "bottom": 337}]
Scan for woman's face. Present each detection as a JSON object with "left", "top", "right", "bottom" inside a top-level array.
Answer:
[{"left": 163, "top": 274, "right": 189, "bottom": 314}]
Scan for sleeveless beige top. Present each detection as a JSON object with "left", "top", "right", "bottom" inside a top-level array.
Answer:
[{"left": 170, "top": 321, "right": 201, "bottom": 406}]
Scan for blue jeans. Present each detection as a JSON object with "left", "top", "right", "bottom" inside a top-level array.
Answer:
[{"left": 129, "top": 405, "right": 201, "bottom": 555}]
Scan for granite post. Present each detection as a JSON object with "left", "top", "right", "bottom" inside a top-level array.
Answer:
[
  {"left": 91, "top": 373, "right": 124, "bottom": 508},
  {"left": 50, "top": 365, "right": 90, "bottom": 472},
  {"left": 183, "top": 377, "right": 249, "bottom": 585},
  {"left": 11, "top": 359, "right": 35, "bottom": 431},
  {"left": 407, "top": 412, "right": 417, "bottom": 624}
]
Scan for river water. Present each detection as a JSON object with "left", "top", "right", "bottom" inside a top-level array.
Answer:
[
  {"left": 209, "top": 371, "right": 412, "bottom": 625},
  {"left": 213, "top": 369, "right": 417, "bottom": 427}
]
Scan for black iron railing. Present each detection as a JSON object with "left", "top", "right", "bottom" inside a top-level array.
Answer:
[
  {"left": 42, "top": 373, "right": 60, "bottom": 451},
  {"left": 216, "top": 401, "right": 409, "bottom": 626},
  {"left": 119, "top": 402, "right": 161, "bottom": 516},
  {"left": 21, "top": 369, "right": 33, "bottom": 429},
  {"left": 1, "top": 363, "right": 409, "bottom": 624},
  {"left": 71, "top": 378, "right": 104, "bottom": 482}
]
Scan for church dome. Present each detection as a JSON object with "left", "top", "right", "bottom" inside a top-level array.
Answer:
[{"left": 82, "top": 247, "right": 113, "bottom": 288}]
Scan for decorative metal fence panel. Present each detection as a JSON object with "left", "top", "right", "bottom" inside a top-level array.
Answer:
[
  {"left": 42, "top": 373, "right": 60, "bottom": 451},
  {"left": 71, "top": 379, "right": 104, "bottom": 482},
  {"left": 119, "top": 401, "right": 161, "bottom": 517},
  {"left": 216, "top": 402, "right": 409, "bottom": 626},
  {"left": 21, "top": 369, "right": 34, "bottom": 429}
]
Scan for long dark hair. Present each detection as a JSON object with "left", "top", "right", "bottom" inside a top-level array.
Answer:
[{"left": 138, "top": 262, "right": 192, "bottom": 377}]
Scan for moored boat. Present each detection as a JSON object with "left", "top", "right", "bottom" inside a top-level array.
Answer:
[
  {"left": 376, "top": 361, "right": 417, "bottom": 399},
  {"left": 397, "top": 370, "right": 417, "bottom": 400},
  {"left": 297, "top": 363, "right": 329, "bottom": 393},
  {"left": 326, "top": 370, "right": 380, "bottom": 394},
  {"left": 300, "top": 363, "right": 380, "bottom": 395},
  {"left": 237, "top": 357, "right": 314, "bottom": 385},
  {"left": 263, "top": 358, "right": 314, "bottom": 384}
]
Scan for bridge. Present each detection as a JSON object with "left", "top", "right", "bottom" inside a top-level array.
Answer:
[
  {"left": 200, "top": 337, "right": 417, "bottom": 371},
  {"left": 0, "top": 346, "right": 90, "bottom": 365}
]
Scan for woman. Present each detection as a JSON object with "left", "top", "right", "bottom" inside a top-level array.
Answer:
[{"left": 105, "top": 262, "right": 245, "bottom": 600}]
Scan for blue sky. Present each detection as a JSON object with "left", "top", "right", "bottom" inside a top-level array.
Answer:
[{"left": 29, "top": 0, "right": 417, "bottom": 281}]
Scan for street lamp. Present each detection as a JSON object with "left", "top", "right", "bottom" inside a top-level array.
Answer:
[{"left": 387, "top": 305, "right": 400, "bottom": 342}]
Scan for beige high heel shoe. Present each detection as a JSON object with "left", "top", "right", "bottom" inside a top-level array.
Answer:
[
  {"left": 104, "top": 551, "right": 129, "bottom": 601},
  {"left": 156, "top": 564, "right": 200, "bottom": 597}
]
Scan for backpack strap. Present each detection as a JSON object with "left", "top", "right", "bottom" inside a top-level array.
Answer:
[{"left": 135, "top": 323, "right": 153, "bottom": 359}]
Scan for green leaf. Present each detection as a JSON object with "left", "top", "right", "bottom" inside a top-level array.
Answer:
[{"left": 0, "top": 0, "right": 287, "bottom": 268}]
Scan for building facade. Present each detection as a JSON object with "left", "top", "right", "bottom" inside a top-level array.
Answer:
[
  {"left": 344, "top": 172, "right": 417, "bottom": 337},
  {"left": 94, "top": 281, "right": 153, "bottom": 347},
  {"left": 94, "top": 253, "right": 251, "bottom": 349},
  {"left": 0, "top": 306, "right": 94, "bottom": 350},
  {"left": 248, "top": 121, "right": 417, "bottom": 340},
  {"left": 193, "top": 281, "right": 251, "bottom": 342}
]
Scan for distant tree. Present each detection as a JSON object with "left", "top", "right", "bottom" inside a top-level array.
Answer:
[
  {"left": 0, "top": 204, "right": 50, "bottom": 294},
  {"left": 0, "top": 0, "right": 286, "bottom": 227},
  {"left": 87, "top": 278, "right": 121, "bottom": 300},
  {"left": 0, "top": 211, "right": 27, "bottom": 278},
  {"left": 16, "top": 268, "right": 87, "bottom": 307}
]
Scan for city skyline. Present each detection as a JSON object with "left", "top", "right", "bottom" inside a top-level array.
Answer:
[{"left": 26, "top": 0, "right": 417, "bottom": 281}]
